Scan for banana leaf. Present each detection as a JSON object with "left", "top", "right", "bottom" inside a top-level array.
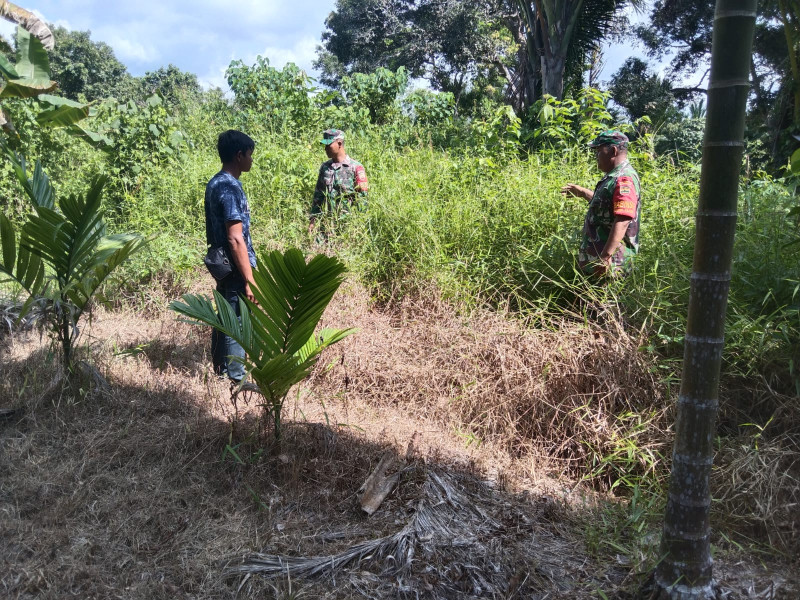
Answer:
[
  {"left": 0, "top": 28, "right": 55, "bottom": 99},
  {"left": 35, "top": 95, "right": 91, "bottom": 127}
]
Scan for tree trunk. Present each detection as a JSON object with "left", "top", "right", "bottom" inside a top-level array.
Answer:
[
  {"left": 653, "top": 0, "right": 757, "bottom": 598},
  {"left": 510, "top": 0, "right": 542, "bottom": 108},
  {"left": 532, "top": 0, "right": 584, "bottom": 99},
  {"left": 777, "top": 0, "right": 800, "bottom": 127},
  {"left": 541, "top": 52, "right": 565, "bottom": 98}
]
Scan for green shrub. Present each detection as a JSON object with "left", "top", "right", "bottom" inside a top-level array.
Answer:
[
  {"left": 92, "top": 94, "right": 188, "bottom": 212},
  {"left": 226, "top": 57, "right": 316, "bottom": 134},
  {"left": 340, "top": 66, "right": 408, "bottom": 125}
]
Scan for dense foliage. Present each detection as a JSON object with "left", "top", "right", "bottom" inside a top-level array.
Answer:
[
  {"left": 634, "top": 0, "right": 799, "bottom": 169},
  {"left": 317, "top": 0, "right": 640, "bottom": 110},
  {"left": 47, "top": 26, "right": 136, "bottom": 102},
  {"left": 81, "top": 70, "right": 793, "bottom": 403},
  {"left": 0, "top": 24, "right": 798, "bottom": 510},
  {"left": 1, "top": 31, "right": 797, "bottom": 394}
]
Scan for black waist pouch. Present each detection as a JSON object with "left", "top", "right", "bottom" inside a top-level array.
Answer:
[{"left": 204, "top": 246, "right": 233, "bottom": 281}]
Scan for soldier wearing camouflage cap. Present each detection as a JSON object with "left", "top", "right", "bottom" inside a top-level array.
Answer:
[
  {"left": 561, "top": 129, "right": 641, "bottom": 278},
  {"left": 309, "top": 128, "right": 369, "bottom": 234}
]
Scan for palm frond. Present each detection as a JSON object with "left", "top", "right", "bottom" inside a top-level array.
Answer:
[
  {"left": 249, "top": 250, "right": 348, "bottom": 357},
  {"left": 568, "top": 0, "right": 626, "bottom": 60},
  {"left": 170, "top": 293, "right": 227, "bottom": 330},
  {"left": 2, "top": 142, "right": 55, "bottom": 209},
  {"left": 66, "top": 234, "right": 146, "bottom": 309},
  {"left": 0, "top": 211, "right": 44, "bottom": 296},
  {"left": 170, "top": 249, "right": 354, "bottom": 438},
  {"left": 1, "top": 144, "right": 143, "bottom": 371},
  {"left": 296, "top": 327, "right": 354, "bottom": 363},
  {"left": 17, "top": 178, "right": 145, "bottom": 312}
]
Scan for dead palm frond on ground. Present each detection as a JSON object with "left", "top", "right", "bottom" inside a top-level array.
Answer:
[{"left": 230, "top": 466, "right": 578, "bottom": 598}]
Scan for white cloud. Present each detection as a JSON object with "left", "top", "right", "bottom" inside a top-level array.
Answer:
[
  {"left": 50, "top": 19, "right": 73, "bottom": 30},
  {"left": 198, "top": 63, "right": 231, "bottom": 92},
  {"left": 103, "top": 35, "right": 160, "bottom": 63},
  {"left": 257, "top": 36, "right": 319, "bottom": 72},
  {"left": 16, "top": 0, "right": 335, "bottom": 82}
]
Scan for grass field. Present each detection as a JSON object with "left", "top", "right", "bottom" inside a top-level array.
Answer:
[
  {"left": 1, "top": 283, "right": 797, "bottom": 598},
  {"left": 1, "top": 104, "right": 799, "bottom": 597}
]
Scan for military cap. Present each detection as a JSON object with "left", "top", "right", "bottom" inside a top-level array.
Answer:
[
  {"left": 589, "top": 130, "right": 629, "bottom": 148},
  {"left": 320, "top": 129, "right": 345, "bottom": 145}
]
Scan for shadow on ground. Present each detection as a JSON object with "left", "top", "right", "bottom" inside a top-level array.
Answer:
[
  {"left": 1, "top": 335, "right": 795, "bottom": 600},
  {"left": 0, "top": 347, "right": 620, "bottom": 600}
]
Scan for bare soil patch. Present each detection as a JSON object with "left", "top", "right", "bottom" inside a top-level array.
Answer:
[{"left": 0, "top": 282, "right": 796, "bottom": 599}]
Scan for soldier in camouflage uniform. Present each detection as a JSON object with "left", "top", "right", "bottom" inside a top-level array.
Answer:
[
  {"left": 561, "top": 130, "right": 641, "bottom": 278},
  {"left": 309, "top": 129, "right": 369, "bottom": 234}
]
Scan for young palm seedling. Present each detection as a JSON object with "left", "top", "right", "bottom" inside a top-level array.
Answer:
[
  {"left": 0, "top": 146, "right": 146, "bottom": 377},
  {"left": 170, "top": 248, "right": 354, "bottom": 442}
]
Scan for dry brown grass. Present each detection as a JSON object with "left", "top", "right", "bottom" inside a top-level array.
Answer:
[
  {"left": 0, "top": 279, "right": 797, "bottom": 599},
  {"left": 314, "top": 285, "right": 671, "bottom": 487},
  {"left": 712, "top": 432, "right": 800, "bottom": 556}
]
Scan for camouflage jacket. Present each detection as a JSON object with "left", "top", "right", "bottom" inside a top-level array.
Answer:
[
  {"left": 310, "top": 155, "right": 368, "bottom": 217},
  {"left": 579, "top": 161, "right": 641, "bottom": 274}
]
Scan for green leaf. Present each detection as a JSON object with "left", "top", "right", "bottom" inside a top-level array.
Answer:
[
  {"left": 67, "top": 123, "right": 113, "bottom": 148},
  {"left": 35, "top": 94, "right": 91, "bottom": 128},
  {"left": 791, "top": 148, "right": 800, "bottom": 175},
  {"left": 0, "top": 211, "right": 17, "bottom": 274},
  {"left": 35, "top": 100, "right": 91, "bottom": 127},
  {"left": 0, "top": 29, "right": 56, "bottom": 99},
  {"left": 0, "top": 52, "right": 19, "bottom": 80},
  {"left": 0, "top": 211, "right": 44, "bottom": 296},
  {"left": 170, "top": 248, "right": 354, "bottom": 438},
  {"left": 0, "top": 77, "right": 57, "bottom": 99},
  {"left": 169, "top": 130, "right": 184, "bottom": 147},
  {"left": 2, "top": 142, "right": 55, "bottom": 209},
  {"left": 37, "top": 94, "right": 85, "bottom": 108},
  {"left": 13, "top": 26, "right": 50, "bottom": 81}
]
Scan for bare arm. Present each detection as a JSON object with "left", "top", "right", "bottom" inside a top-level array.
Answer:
[
  {"left": 226, "top": 221, "right": 255, "bottom": 302},
  {"left": 601, "top": 217, "right": 632, "bottom": 261},
  {"left": 561, "top": 183, "right": 593, "bottom": 202}
]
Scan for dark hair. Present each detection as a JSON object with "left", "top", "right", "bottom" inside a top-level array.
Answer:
[{"left": 217, "top": 130, "right": 255, "bottom": 163}]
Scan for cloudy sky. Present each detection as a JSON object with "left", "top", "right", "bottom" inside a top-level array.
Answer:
[
  {"left": 2, "top": 1, "right": 653, "bottom": 91},
  {"left": 2, "top": 0, "right": 338, "bottom": 89}
]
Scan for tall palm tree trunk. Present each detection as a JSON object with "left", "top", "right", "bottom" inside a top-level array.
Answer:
[
  {"left": 777, "top": 0, "right": 800, "bottom": 127},
  {"left": 535, "top": 0, "right": 584, "bottom": 99},
  {"left": 654, "top": 0, "right": 757, "bottom": 598}
]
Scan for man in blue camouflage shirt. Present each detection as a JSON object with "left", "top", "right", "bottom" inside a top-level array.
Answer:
[{"left": 204, "top": 130, "right": 256, "bottom": 382}]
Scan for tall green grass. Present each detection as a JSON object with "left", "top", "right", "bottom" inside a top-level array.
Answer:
[{"left": 5, "top": 101, "right": 798, "bottom": 395}]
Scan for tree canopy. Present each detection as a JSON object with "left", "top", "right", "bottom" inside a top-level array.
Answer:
[
  {"left": 139, "top": 64, "right": 202, "bottom": 107},
  {"left": 315, "top": 0, "right": 508, "bottom": 111},
  {"left": 317, "top": 0, "right": 640, "bottom": 112},
  {"left": 609, "top": 57, "right": 675, "bottom": 125},
  {"left": 47, "top": 26, "right": 135, "bottom": 102},
  {"left": 626, "top": 0, "right": 799, "bottom": 167}
]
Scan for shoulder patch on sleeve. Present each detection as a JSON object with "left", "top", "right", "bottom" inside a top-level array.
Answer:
[
  {"left": 612, "top": 175, "right": 638, "bottom": 218},
  {"left": 354, "top": 165, "right": 369, "bottom": 191}
]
